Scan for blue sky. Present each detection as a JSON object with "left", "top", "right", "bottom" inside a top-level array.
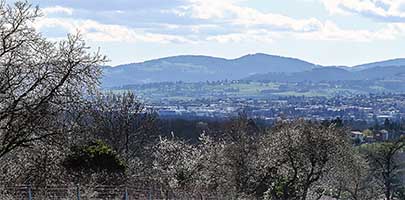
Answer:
[{"left": 11, "top": 0, "right": 405, "bottom": 66}]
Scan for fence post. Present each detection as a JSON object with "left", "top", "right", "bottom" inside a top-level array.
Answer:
[
  {"left": 76, "top": 184, "right": 81, "bottom": 200},
  {"left": 124, "top": 187, "right": 129, "bottom": 200},
  {"left": 148, "top": 188, "right": 152, "bottom": 200},
  {"left": 27, "top": 184, "right": 32, "bottom": 200}
]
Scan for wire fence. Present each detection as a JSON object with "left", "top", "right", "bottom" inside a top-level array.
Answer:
[
  {"left": 0, "top": 185, "right": 222, "bottom": 200},
  {"left": 2, "top": 185, "right": 146, "bottom": 200}
]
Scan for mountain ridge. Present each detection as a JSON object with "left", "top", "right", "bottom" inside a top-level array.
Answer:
[
  {"left": 351, "top": 58, "right": 405, "bottom": 71},
  {"left": 102, "top": 53, "right": 405, "bottom": 88},
  {"left": 102, "top": 53, "right": 318, "bottom": 87}
]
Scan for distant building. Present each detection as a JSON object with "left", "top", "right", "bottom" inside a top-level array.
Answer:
[
  {"left": 375, "top": 129, "right": 394, "bottom": 141},
  {"left": 381, "top": 130, "right": 390, "bottom": 141},
  {"left": 364, "top": 135, "right": 376, "bottom": 143},
  {"left": 351, "top": 131, "right": 364, "bottom": 143}
]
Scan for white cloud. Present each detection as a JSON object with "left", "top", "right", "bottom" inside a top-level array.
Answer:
[
  {"left": 297, "top": 21, "right": 399, "bottom": 41},
  {"left": 175, "top": 0, "right": 324, "bottom": 32},
  {"left": 42, "top": 6, "right": 74, "bottom": 16},
  {"left": 321, "top": 0, "right": 405, "bottom": 21},
  {"left": 207, "top": 30, "right": 277, "bottom": 43},
  {"left": 34, "top": 17, "right": 193, "bottom": 44},
  {"left": 208, "top": 21, "right": 400, "bottom": 43},
  {"left": 171, "top": 0, "right": 404, "bottom": 42},
  {"left": 32, "top": 0, "right": 405, "bottom": 45}
]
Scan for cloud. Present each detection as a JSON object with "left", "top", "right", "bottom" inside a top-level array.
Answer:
[
  {"left": 207, "top": 31, "right": 277, "bottom": 43},
  {"left": 297, "top": 21, "right": 399, "bottom": 41},
  {"left": 174, "top": 0, "right": 324, "bottom": 32},
  {"left": 30, "top": 0, "right": 187, "bottom": 11},
  {"left": 33, "top": 0, "right": 326, "bottom": 34},
  {"left": 29, "top": 0, "right": 405, "bottom": 44},
  {"left": 34, "top": 17, "right": 193, "bottom": 44},
  {"left": 321, "top": 0, "right": 405, "bottom": 22},
  {"left": 42, "top": 6, "right": 74, "bottom": 16},
  {"left": 170, "top": 0, "right": 402, "bottom": 42},
  {"left": 208, "top": 21, "right": 400, "bottom": 43}
]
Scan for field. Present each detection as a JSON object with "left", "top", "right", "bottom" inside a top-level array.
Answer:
[{"left": 107, "top": 79, "right": 405, "bottom": 103}]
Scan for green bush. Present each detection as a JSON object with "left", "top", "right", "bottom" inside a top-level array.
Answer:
[{"left": 63, "top": 140, "right": 126, "bottom": 174}]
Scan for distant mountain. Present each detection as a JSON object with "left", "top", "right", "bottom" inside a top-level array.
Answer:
[
  {"left": 231, "top": 53, "right": 318, "bottom": 73},
  {"left": 102, "top": 54, "right": 405, "bottom": 87},
  {"left": 351, "top": 58, "right": 405, "bottom": 71},
  {"left": 102, "top": 54, "right": 318, "bottom": 87},
  {"left": 358, "top": 66, "right": 405, "bottom": 80}
]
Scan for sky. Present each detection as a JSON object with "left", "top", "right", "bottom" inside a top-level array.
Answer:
[{"left": 9, "top": 0, "right": 405, "bottom": 66}]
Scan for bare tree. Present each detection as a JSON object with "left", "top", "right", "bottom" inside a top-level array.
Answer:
[
  {"left": 0, "top": 1, "right": 106, "bottom": 158},
  {"left": 152, "top": 135, "right": 202, "bottom": 198},
  {"left": 81, "top": 91, "right": 158, "bottom": 184},
  {"left": 263, "top": 120, "right": 352, "bottom": 200},
  {"left": 320, "top": 150, "right": 381, "bottom": 200},
  {"left": 196, "top": 133, "right": 229, "bottom": 197},
  {"left": 221, "top": 114, "right": 263, "bottom": 197},
  {"left": 363, "top": 138, "right": 405, "bottom": 200},
  {"left": 87, "top": 91, "right": 157, "bottom": 160}
]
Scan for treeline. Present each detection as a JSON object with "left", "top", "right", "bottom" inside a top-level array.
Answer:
[{"left": 1, "top": 1, "right": 405, "bottom": 200}]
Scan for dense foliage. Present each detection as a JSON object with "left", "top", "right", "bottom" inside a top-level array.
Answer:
[{"left": 63, "top": 140, "right": 126, "bottom": 175}]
